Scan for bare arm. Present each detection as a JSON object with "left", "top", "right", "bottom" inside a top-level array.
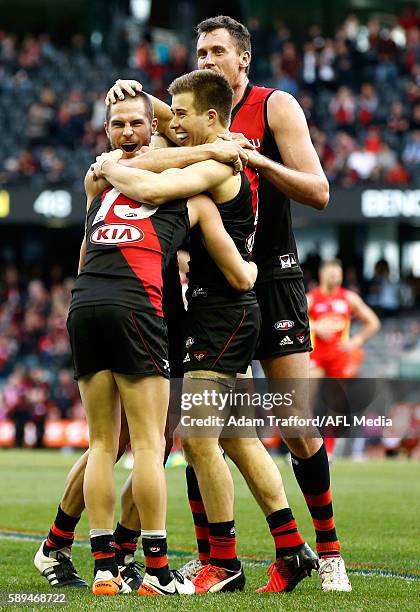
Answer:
[
  {"left": 247, "top": 91, "right": 329, "bottom": 209},
  {"left": 119, "top": 140, "right": 246, "bottom": 174},
  {"left": 99, "top": 158, "right": 233, "bottom": 205},
  {"left": 78, "top": 167, "right": 109, "bottom": 274},
  {"left": 188, "top": 194, "right": 257, "bottom": 292},
  {"left": 345, "top": 291, "right": 381, "bottom": 347},
  {"left": 84, "top": 165, "right": 110, "bottom": 208}
]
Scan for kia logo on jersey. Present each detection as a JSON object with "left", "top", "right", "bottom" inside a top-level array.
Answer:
[
  {"left": 90, "top": 224, "right": 144, "bottom": 245},
  {"left": 274, "top": 319, "right": 295, "bottom": 331}
]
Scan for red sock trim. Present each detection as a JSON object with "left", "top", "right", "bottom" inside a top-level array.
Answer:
[
  {"left": 51, "top": 524, "right": 74, "bottom": 539},
  {"left": 115, "top": 541, "right": 137, "bottom": 551},
  {"left": 145, "top": 555, "right": 169, "bottom": 569},
  {"left": 316, "top": 540, "right": 341, "bottom": 554},
  {"left": 195, "top": 526, "right": 209, "bottom": 540},
  {"left": 93, "top": 551, "right": 115, "bottom": 560},
  {"left": 271, "top": 519, "right": 299, "bottom": 535},
  {"left": 274, "top": 532, "right": 305, "bottom": 549},
  {"left": 304, "top": 487, "right": 332, "bottom": 507},
  {"left": 189, "top": 500, "right": 206, "bottom": 514},
  {"left": 209, "top": 535, "right": 237, "bottom": 561},
  {"left": 313, "top": 517, "right": 336, "bottom": 531}
]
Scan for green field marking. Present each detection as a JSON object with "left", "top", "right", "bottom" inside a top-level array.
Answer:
[{"left": 1, "top": 529, "right": 419, "bottom": 583}]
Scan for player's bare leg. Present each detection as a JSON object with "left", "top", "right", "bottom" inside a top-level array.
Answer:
[
  {"left": 183, "top": 437, "right": 234, "bottom": 521},
  {"left": 262, "top": 352, "right": 351, "bottom": 592},
  {"left": 33, "top": 447, "right": 91, "bottom": 588},
  {"left": 78, "top": 370, "right": 130, "bottom": 595},
  {"left": 180, "top": 372, "right": 245, "bottom": 594},
  {"left": 220, "top": 438, "right": 288, "bottom": 514},
  {"left": 35, "top": 409, "right": 143, "bottom": 591},
  {"left": 114, "top": 373, "right": 194, "bottom": 596},
  {"left": 220, "top": 407, "right": 318, "bottom": 592},
  {"left": 80, "top": 372, "right": 120, "bottom": 528}
]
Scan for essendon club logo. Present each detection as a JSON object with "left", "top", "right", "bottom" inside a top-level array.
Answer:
[
  {"left": 274, "top": 319, "right": 295, "bottom": 331},
  {"left": 279, "top": 253, "right": 297, "bottom": 269},
  {"left": 193, "top": 351, "right": 207, "bottom": 361},
  {"left": 90, "top": 223, "right": 144, "bottom": 245}
]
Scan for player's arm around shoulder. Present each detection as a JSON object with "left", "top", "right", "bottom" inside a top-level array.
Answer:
[
  {"left": 188, "top": 193, "right": 257, "bottom": 292},
  {"left": 84, "top": 166, "right": 110, "bottom": 211},
  {"left": 99, "top": 156, "right": 235, "bottom": 205},
  {"left": 150, "top": 159, "right": 236, "bottom": 204},
  {"left": 258, "top": 90, "right": 329, "bottom": 209},
  {"left": 80, "top": 167, "right": 109, "bottom": 274}
]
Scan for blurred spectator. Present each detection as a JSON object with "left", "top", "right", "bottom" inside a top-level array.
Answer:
[
  {"left": 347, "top": 144, "right": 376, "bottom": 180},
  {"left": 402, "top": 130, "right": 420, "bottom": 165},
  {"left": 329, "top": 86, "right": 356, "bottom": 131},
  {"left": 302, "top": 42, "right": 317, "bottom": 88},
  {"left": 376, "top": 142, "right": 397, "bottom": 169},
  {"left": 410, "top": 103, "right": 420, "bottom": 130},
  {"left": 364, "top": 126, "right": 382, "bottom": 153},
  {"left": 317, "top": 39, "right": 336, "bottom": 87},
  {"left": 367, "top": 259, "right": 400, "bottom": 315},
  {"left": 387, "top": 101, "right": 410, "bottom": 141},
  {"left": 17, "top": 149, "right": 38, "bottom": 184},
  {"left": 383, "top": 161, "right": 410, "bottom": 185},
  {"left": 52, "top": 369, "right": 79, "bottom": 419},
  {"left": 357, "top": 83, "right": 378, "bottom": 126}
]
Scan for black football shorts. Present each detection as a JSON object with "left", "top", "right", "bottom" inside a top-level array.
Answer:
[
  {"left": 67, "top": 305, "right": 169, "bottom": 380},
  {"left": 254, "top": 277, "right": 312, "bottom": 360},
  {"left": 182, "top": 302, "right": 261, "bottom": 375}
]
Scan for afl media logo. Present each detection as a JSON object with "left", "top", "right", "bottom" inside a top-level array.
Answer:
[{"left": 90, "top": 223, "right": 144, "bottom": 244}]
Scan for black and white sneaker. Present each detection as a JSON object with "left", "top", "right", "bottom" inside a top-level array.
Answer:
[
  {"left": 34, "top": 540, "right": 88, "bottom": 588},
  {"left": 118, "top": 560, "right": 144, "bottom": 592},
  {"left": 138, "top": 570, "right": 195, "bottom": 595}
]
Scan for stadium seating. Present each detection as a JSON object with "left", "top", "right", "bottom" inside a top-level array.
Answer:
[{"left": 0, "top": 11, "right": 419, "bottom": 188}]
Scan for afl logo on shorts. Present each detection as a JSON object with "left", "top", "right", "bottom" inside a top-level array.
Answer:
[
  {"left": 274, "top": 319, "right": 295, "bottom": 331},
  {"left": 90, "top": 224, "right": 144, "bottom": 245}
]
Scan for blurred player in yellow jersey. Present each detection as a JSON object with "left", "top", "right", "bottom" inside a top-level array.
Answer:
[{"left": 307, "top": 259, "right": 381, "bottom": 455}]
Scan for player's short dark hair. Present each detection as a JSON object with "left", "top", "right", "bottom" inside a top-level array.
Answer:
[
  {"left": 106, "top": 91, "right": 154, "bottom": 125},
  {"left": 196, "top": 15, "right": 251, "bottom": 56},
  {"left": 168, "top": 69, "right": 233, "bottom": 127},
  {"left": 320, "top": 258, "right": 343, "bottom": 270}
]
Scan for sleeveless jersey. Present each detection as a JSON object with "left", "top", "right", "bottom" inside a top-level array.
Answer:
[
  {"left": 307, "top": 287, "right": 352, "bottom": 355},
  {"left": 187, "top": 168, "right": 258, "bottom": 308},
  {"left": 70, "top": 187, "right": 189, "bottom": 317},
  {"left": 230, "top": 84, "right": 302, "bottom": 282}
]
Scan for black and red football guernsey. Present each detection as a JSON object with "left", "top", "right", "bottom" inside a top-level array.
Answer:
[
  {"left": 187, "top": 168, "right": 258, "bottom": 308},
  {"left": 230, "top": 84, "right": 302, "bottom": 282},
  {"left": 70, "top": 187, "right": 189, "bottom": 317}
]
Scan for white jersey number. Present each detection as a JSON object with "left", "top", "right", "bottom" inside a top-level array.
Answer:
[{"left": 92, "top": 188, "right": 158, "bottom": 225}]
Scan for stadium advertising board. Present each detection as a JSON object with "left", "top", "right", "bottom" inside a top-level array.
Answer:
[
  {"left": 1, "top": 187, "right": 420, "bottom": 224},
  {"left": 0, "top": 189, "right": 85, "bottom": 224}
]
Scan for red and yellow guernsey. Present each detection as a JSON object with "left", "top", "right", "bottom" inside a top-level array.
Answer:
[{"left": 307, "top": 286, "right": 352, "bottom": 356}]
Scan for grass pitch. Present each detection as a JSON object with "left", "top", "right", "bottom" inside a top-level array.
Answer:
[{"left": 0, "top": 450, "right": 419, "bottom": 611}]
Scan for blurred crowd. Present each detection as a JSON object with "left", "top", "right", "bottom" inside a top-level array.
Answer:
[
  {"left": 0, "top": 8, "right": 419, "bottom": 188},
  {"left": 0, "top": 267, "right": 83, "bottom": 446}
]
